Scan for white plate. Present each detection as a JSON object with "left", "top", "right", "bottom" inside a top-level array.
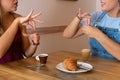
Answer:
[{"left": 56, "top": 62, "right": 93, "bottom": 73}]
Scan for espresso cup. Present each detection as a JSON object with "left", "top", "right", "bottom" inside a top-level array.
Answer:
[
  {"left": 80, "top": 49, "right": 91, "bottom": 62},
  {"left": 35, "top": 53, "right": 48, "bottom": 65}
]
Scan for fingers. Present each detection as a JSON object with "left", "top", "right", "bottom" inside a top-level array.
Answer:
[
  {"left": 31, "top": 21, "right": 36, "bottom": 30},
  {"left": 19, "top": 9, "right": 34, "bottom": 24},
  {"left": 30, "top": 33, "right": 40, "bottom": 43},
  {"left": 22, "top": 32, "right": 40, "bottom": 40},
  {"left": 22, "top": 32, "right": 30, "bottom": 37},
  {"left": 87, "top": 18, "right": 91, "bottom": 26},
  {"left": 78, "top": 8, "right": 83, "bottom": 17},
  {"left": 81, "top": 12, "right": 91, "bottom": 18},
  {"left": 84, "top": 18, "right": 91, "bottom": 26},
  {"left": 25, "top": 10, "right": 43, "bottom": 30},
  {"left": 27, "top": 21, "right": 35, "bottom": 30},
  {"left": 79, "top": 8, "right": 81, "bottom": 13},
  {"left": 81, "top": 26, "right": 90, "bottom": 35},
  {"left": 78, "top": 8, "right": 91, "bottom": 20},
  {"left": 26, "top": 9, "right": 34, "bottom": 20},
  {"left": 22, "top": 32, "right": 40, "bottom": 45},
  {"left": 81, "top": 12, "right": 91, "bottom": 26},
  {"left": 84, "top": 18, "right": 88, "bottom": 26},
  {"left": 31, "top": 11, "right": 44, "bottom": 24},
  {"left": 25, "top": 9, "right": 43, "bottom": 23},
  {"left": 31, "top": 11, "right": 42, "bottom": 19},
  {"left": 29, "top": 33, "right": 40, "bottom": 38},
  {"left": 33, "top": 19, "right": 44, "bottom": 24}
]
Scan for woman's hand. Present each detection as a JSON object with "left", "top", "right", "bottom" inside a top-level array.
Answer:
[
  {"left": 30, "top": 33, "right": 40, "bottom": 45},
  {"left": 23, "top": 32, "right": 40, "bottom": 45},
  {"left": 77, "top": 8, "right": 91, "bottom": 22},
  {"left": 18, "top": 9, "right": 43, "bottom": 42},
  {"left": 17, "top": 9, "right": 44, "bottom": 30},
  {"left": 79, "top": 8, "right": 101, "bottom": 38},
  {"left": 81, "top": 25, "right": 103, "bottom": 38}
]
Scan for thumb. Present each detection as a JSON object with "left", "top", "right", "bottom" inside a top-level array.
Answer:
[{"left": 22, "top": 32, "right": 30, "bottom": 37}]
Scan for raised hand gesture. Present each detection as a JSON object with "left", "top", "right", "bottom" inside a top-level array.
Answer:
[
  {"left": 17, "top": 9, "right": 43, "bottom": 45},
  {"left": 18, "top": 9, "right": 43, "bottom": 30}
]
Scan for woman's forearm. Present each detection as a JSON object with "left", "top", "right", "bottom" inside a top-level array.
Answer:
[
  {"left": 63, "top": 17, "right": 82, "bottom": 38},
  {"left": 0, "top": 19, "right": 19, "bottom": 58},
  {"left": 96, "top": 33, "right": 120, "bottom": 60}
]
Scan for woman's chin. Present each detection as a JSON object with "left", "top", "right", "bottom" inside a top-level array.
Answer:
[
  {"left": 11, "top": 8, "right": 17, "bottom": 12},
  {"left": 101, "top": 8, "right": 108, "bottom": 12}
]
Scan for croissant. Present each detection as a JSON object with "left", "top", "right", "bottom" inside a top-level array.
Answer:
[{"left": 62, "top": 58, "right": 77, "bottom": 71}]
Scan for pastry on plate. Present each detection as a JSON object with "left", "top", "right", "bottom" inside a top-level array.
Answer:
[{"left": 62, "top": 58, "right": 77, "bottom": 71}]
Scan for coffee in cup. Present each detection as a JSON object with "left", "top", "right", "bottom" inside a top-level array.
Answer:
[
  {"left": 35, "top": 53, "right": 48, "bottom": 65},
  {"left": 80, "top": 49, "right": 91, "bottom": 62}
]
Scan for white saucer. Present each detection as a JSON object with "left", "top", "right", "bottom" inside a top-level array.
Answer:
[{"left": 56, "top": 62, "right": 93, "bottom": 73}]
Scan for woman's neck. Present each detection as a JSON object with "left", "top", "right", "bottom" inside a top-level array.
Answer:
[
  {"left": 1, "top": 11, "right": 14, "bottom": 30},
  {"left": 2, "top": 12, "right": 10, "bottom": 18},
  {"left": 108, "top": 7, "right": 120, "bottom": 17},
  {"left": 1, "top": 9, "right": 12, "bottom": 18}
]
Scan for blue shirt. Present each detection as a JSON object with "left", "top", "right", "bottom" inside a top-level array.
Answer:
[
  {"left": 91, "top": 12, "right": 120, "bottom": 28},
  {"left": 81, "top": 11, "right": 120, "bottom": 59}
]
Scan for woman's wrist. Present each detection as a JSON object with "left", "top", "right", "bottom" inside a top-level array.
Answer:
[
  {"left": 76, "top": 13, "right": 82, "bottom": 21},
  {"left": 14, "top": 18, "right": 20, "bottom": 24},
  {"left": 31, "top": 40, "right": 39, "bottom": 46},
  {"left": 96, "top": 33, "right": 108, "bottom": 43},
  {"left": 100, "top": 35, "right": 108, "bottom": 43},
  {"left": 76, "top": 15, "right": 82, "bottom": 21}
]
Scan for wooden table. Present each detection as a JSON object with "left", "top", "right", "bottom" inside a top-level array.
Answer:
[{"left": 0, "top": 51, "right": 120, "bottom": 80}]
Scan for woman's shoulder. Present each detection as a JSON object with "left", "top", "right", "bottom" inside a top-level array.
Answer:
[
  {"left": 12, "top": 13, "right": 26, "bottom": 30},
  {"left": 91, "top": 11, "right": 102, "bottom": 18},
  {"left": 12, "top": 12, "right": 22, "bottom": 18},
  {"left": 91, "top": 11, "right": 103, "bottom": 15},
  {"left": 91, "top": 11, "right": 106, "bottom": 21}
]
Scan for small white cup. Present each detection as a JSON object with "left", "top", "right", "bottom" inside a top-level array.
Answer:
[{"left": 35, "top": 53, "right": 48, "bottom": 65}]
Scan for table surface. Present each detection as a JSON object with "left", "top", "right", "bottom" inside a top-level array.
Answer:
[{"left": 0, "top": 51, "right": 120, "bottom": 80}]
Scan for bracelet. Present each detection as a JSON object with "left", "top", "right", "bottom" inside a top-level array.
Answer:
[
  {"left": 76, "top": 13, "right": 82, "bottom": 20},
  {"left": 32, "top": 40, "right": 39, "bottom": 45},
  {"left": 100, "top": 35, "right": 108, "bottom": 43}
]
